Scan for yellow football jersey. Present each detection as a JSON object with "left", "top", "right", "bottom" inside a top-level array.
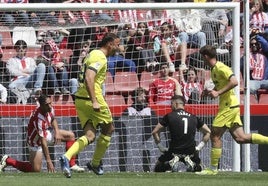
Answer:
[
  {"left": 75, "top": 50, "right": 107, "bottom": 98},
  {"left": 211, "top": 61, "right": 239, "bottom": 109}
]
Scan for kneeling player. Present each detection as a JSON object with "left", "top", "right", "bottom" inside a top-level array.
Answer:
[{"left": 152, "top": 95, "right": 211, "bottom": 172}]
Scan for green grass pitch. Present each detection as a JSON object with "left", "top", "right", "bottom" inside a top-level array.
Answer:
[{"left": 0, "top": 172, "right": 267, "bottom": 186}]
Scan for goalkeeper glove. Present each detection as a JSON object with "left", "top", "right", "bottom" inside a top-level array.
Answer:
[
  {"left": 157, "top": 143, "right": 168, "bottom": 153},
  {"left": 195, "top": 141, "right": 205, "bottom": 151}
]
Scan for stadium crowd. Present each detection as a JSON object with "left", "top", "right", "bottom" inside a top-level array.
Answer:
[{"left": 0, "top": 0, "right": 266, "bottom": 105}]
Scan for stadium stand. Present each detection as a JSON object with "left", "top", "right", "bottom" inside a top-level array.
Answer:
[
  {"left": 105, "top": 94, "right": 126, "bottom": 106},
  {"left": 0, "top": 26, "right": 13, "bottom": 48},
  {"left": 258, "top": 93, "right": 268, "bottom": 104},
  {"left": 114, "top": 71, "right": 139, "bottom": 94},
  {"left": 139, "top": 71, "right": 159, "bottom": 91},
  {"left": 105, "top": 71, "right": 115, "bottom": 94}
]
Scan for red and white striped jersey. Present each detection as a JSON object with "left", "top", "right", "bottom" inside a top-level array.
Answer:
[
  {"left": 181, "top": 81, "right": 203, "bottom": 102},
  {"left": 250, "top": 12, "right": 268, "bottom": 33},
  {"left": 250, "top": 53, "right": 267, "bottom": 80},
  {"left": 27, "top": 107, "right": 55, "bottom": 147}
]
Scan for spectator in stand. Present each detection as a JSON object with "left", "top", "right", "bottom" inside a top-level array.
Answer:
[
  {"left": 0, "top": 94, "right": 84, "bottom": 173},
  {"left": 6, "top": 40, "right": 46, "bottom": 104},
  {"left": 149, "top": 62, "right": 182, "bottom": 105},
  {"left": 154, "top": 22, "right": 188, "bottom": 73},
  {"left": 36, "top": 39, "right": 70, "bottom": 95},
  {"left": 123, "top": 87, "right": 155, "bottom": 116},
  {"left": 250, "top": 0, "right": 268, "bottom": 34},
  {"left": 167, "top": 6, "right": 206, "bottom": 48},
  {"left": 108, "top": 35, "right": 136, "bottom": 80},
  {"left": 179, "top": 67, "right": 203, "bottom": 104},
  {"left": 126, "top": 22, "right": 159, "bottom": 74},
  {"left": 0, "top": 0, "right": 32, "bottom": 27},
  {"left": 200, "top": 0, "right": 229, "bottom": 47},
  {"left": 0, "top": 83, "right": 7, "bottom": 104},
  {"left": 246, "top": 35, "right": 268, "bottom": 95},
  {"left": 28, "top": 0, "right": 58, "bottom": 26}
]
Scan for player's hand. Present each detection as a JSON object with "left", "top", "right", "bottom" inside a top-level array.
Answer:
[
  {"left": 47, "top": 161, "right": 55, "bottom": 173},
  {"left": 208, "top": 90, "right": 219, "bottom": 98},
  {"left": 157, "top": 143, "right": 168, "bottom": 153},
  {"left": 54, "top": 131, "right": 61, "bottom": 145},
  {"left": 92, "top": 101, "right": 100, "bottom": 112},
  {"left": 195, "top": 141, "right": 205, "bottom": 152}
]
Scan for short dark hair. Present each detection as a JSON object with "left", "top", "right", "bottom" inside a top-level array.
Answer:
[
  {"left": 171, "top": 95, "right": 186, "bottom": 105},
  {"left": 199, "top": 45, "right": 217, "bottom": 58},
  {"left": 38, "top": 94, "right": 48, "bottom": 105},
  {"left": 98, "top": 33, "right": 118, "bottom": 48},
  {"left": 14, "top": 40, "right": 27, "bottom": 49}
]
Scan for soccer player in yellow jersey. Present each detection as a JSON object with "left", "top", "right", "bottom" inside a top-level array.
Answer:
[
  {"left": 59, "top": 33, "right": 119, "bottom": 178},
  {"left": 197, "top": 45, "right": 268, "bottom": 175}
]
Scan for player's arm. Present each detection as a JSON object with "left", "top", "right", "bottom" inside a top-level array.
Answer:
[
  {"left": 40, "top": 137, "right": 55, "bottom": 173},
  {"left": 51, "top": 118, "right": 61, "bottom": 145},
  {"left": 209, "top": 75, "right": 238, "bottom": 98},
  {"left": 196, "top": 124, "right": 211, "bottom": 151},
  {"left": 152, "top": 123, "right": 168, "bottom": 152},
  {"left": 85, "top": 68, "right": 100, "bottom": 111}
]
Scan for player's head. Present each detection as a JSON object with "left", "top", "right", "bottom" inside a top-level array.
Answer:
[
  {"left": 171, "top": 95, "right": 185, "bottom": 110},
  {"left": 99, "top": 33, "right": 119, "bottom": 56},
  {"left": 199, "top": 45, "right": 217, "bottom": 66},
  {"left": 38, "top": 94, "right": 52, "bottom": 113}
]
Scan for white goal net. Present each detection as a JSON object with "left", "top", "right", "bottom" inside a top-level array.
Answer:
[{"left": 0, "top": 2, "right": 257, "bottom": 173}]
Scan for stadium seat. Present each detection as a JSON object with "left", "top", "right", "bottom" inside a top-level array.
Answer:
[
  {"left": 105, "top": 71, "right": 115, "bottom": 94},
  {"left": 140, "top": 71, "right": 159, "bottom": 91},
  {"left": 12, "top": 26, "right": 37, "bottom": 47},
  {"left": 114, "top": 71, "right": 139, "bottom": 94},
  {"left": 105, "top": 94, "right": 126, "bottom": 106},
  {"left": 2, "top": 48, "right": 16, "bottom": 61},
  {"left": 240, "top": 94, "right": 258, "bottom": 105},
  {"left": 258, "top": 94, "right": 268, "bottom": 104},
  {"left": 0, "top": 26, "right": 13, "bottom": 48},
  {"left": 27, "top": 47, "right": 41, "bottom": 58},
  {"left": 127, "top": 95, "right": 134, "bottom": 106}
]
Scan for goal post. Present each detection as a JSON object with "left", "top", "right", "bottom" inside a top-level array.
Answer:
[{"left": 0, "top": 2, "right": 247, "bottom": 172}]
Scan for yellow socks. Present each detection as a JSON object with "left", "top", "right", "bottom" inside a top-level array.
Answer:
[
  {"left": 252, "top": 133, "right": 268, "bottom": 144},
  {"left": 65, "top": 136, "right": 89, "bottom": 160},
  {"left": 92, "top": 134, "right": 111, "bottom": 167},
  {"left": 211, "top": 148, "right": 222, "bottom": 169}
]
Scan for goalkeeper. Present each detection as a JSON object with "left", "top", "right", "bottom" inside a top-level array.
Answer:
[{"left": 152, "top": 95, "right": 211, "bottom": 172}]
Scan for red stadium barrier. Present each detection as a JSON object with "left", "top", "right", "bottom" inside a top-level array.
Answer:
[{"left": 1, "top": 104, "right": 268, "bottom": 117}]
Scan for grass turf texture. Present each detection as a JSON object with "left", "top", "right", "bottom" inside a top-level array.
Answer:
[{"left": 0, "top": 172, "right": 267, "bottom": 186}]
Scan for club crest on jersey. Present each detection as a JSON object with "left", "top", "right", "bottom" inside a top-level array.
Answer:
[{"left": 94, "top": 62, "right": 101, "bottom": 70}]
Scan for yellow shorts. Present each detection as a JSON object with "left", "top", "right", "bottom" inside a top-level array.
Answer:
[
  {"left": 75, "top": 95, "right": 113, "bottom": 129},
  {"left": 213, "top": 106, "right": 242, "bottom": 128}
]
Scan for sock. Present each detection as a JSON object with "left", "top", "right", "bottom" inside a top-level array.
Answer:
[
  {"left": 66, "top": 140, "right": 76, "bottom": 167},
  {"left": 252, "top": 133, "right": 268, "bottom": 144},
  {"left": 92, "top": 134, "right": 111, "bottom": 167},
  {"left": 65, "top": 136, "right": 89, "bottom": 161},
  {"left": 6, "top": 157, "right": 32, "bottom": 172},
  {"left": 210, "top": 148, "right": 222, "bottom": 169}
]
